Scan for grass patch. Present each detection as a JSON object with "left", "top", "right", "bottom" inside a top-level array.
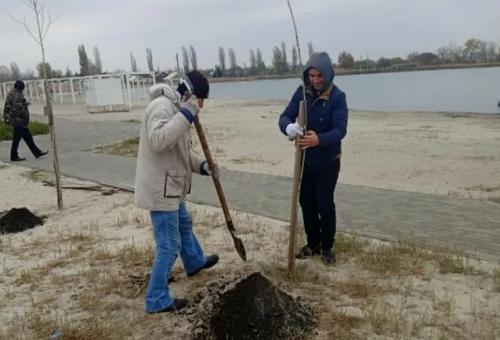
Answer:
[
  {"left": 493, "top": 269, "right": 500, "bottom": 292},
  {"left": 364, "top": 303, "right": 390, "bottom": 334},
  {"left": 21, "top": 169, "right": 54, "bottom": 182},
  {"left": 334, "top": 276, "right": 390, "bottom": 300},
  {"left": 0, "top": 121, "right": 49, "bottom": 141},
  {"left": 115, "top": 242, "right": 154, "bottom": 269},
  {"left": 95, "top": 138, "right": 139, "bottom": 157},
  {"left": 122, "top": 118, "right": 141, "bottom": 123},
  {"left": 14, "top": 265, "right": 50, "bottom": 288},
  {"left": 488, "top": 196, "right": 500, "bottom": 204},
  {"left": 335, "top": 232, "right": 369, "bottom": 255},
  {"left": 346, "top": 236, "right": 473, "bottom": 277},
  {"left": 466, "top": 185, "right": 500, "bottom": 192},
  {"left": 0, "top": 305, "right": 125, "bottom": 340},
  {"left": 356, "top": 242, "right": 427, "bottom": 276},
  {"left": 321, "top": 308, "right": 363, "bottom": 339},
  {"left": 435, "top": 253, "right": 471, "bottom": 274}
]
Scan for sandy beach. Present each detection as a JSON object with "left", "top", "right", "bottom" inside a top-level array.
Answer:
[
  {"left": 28, "top": 98, "right": 500, "bottom": 201},
  {"left": 1, "top": 97, "right": 499, "bottom": 339}
]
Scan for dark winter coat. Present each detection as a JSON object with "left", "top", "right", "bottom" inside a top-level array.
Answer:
[
  {"left": 279, "top": 52, "right": 348, "bottom": 165},
  {"left": 3, "top": 89, "right": 30, "bottom": 128}
]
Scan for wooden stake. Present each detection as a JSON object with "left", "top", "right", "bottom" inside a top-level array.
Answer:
[{"left": 287, "top": 100, "right": 306, "bottom": 281}]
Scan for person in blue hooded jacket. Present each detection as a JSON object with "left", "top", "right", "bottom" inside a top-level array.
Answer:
[{"left": 279, "top": 52, "right": 348, "bottom": 265}]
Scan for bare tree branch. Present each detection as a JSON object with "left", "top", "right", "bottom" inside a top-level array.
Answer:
[
  {"left": 42, "top": 14, "right": 54, "bottom": 40},
  {"left": 7, "top": 11, "right": 41, "bottom": 46},
  {"left": 19, "top": 0, "right": 33, "bottom": 8},
  {"left": 40, "top": 8, "right": 45, "bottom": 31}
]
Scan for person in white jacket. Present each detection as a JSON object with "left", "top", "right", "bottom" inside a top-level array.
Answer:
[{"left": 134, "top": 71, "right": 219, "bottom": 313}]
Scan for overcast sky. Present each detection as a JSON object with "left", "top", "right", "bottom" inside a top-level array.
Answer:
[{"left": 1, "top": 0, "right": 499, "bottom": 73}]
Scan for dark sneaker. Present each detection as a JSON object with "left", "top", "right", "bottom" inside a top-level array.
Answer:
[
  {"left": 11, "top": 157, "right": 26, "bottom": 162},
  {"left": 321, "top": 249, "right": 336, "bottom": 265},
  {"left": 36, "top": 151, "right": 48, "bottom": 159},
  {"left": 149, "top": 298, "right": 188, "bottom": 314},
  {"left": 296, "top": 245, "right": 320, "bottom": 259},
  {"left": 187, "top": 254, "right": 219, "bottom": 277}
]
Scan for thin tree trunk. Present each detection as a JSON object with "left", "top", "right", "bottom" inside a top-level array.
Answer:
[{"left": 35, "top": 2, "right": 63, "bottom": 209}]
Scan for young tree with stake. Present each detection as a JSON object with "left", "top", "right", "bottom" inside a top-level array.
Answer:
[{"left": 10, "top": 0, "right": 63, "bottom": 209}]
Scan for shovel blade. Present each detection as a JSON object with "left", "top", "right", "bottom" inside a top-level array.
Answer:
[{"left": 231, "top": 235, "right": 247, "bottom": 261}]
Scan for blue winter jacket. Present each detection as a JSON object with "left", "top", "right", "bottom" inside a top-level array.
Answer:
[{"left": 279, "top": 52, "right": 348, "bottom": 165}]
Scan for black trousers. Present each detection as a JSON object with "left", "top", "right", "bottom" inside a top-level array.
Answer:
[
  {"left": 10, "top": 126, "right": 42, "bottom": 160},
  {"left": 299, "top": 159, "right": 340, "bottom": 251}
]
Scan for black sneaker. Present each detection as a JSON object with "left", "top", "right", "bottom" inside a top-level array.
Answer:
[
  {"left": 11, "top": 157, "right": 26, "bottom": 162},
  {"left": 36, "top": 151, "right": 48, "bottom": 159},
  {"left": 296, "top": 245, "right": 320, "bottom": 259},
  {"left": 149, "top": 298, "right": 188, "bottom": 314},
  {"left": 187, "top": 254, "right": 219, "bottom": 277},
  {"left": 321, "top": 249, "right": 336, "bottom": 265}
]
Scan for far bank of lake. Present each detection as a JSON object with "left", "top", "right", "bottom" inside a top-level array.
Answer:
[
  {"left": 210, "top": 67, "right": 500, "bottom": 114},
  {"left": 210, "top": 62, "right": 500, "bottom": 83}
]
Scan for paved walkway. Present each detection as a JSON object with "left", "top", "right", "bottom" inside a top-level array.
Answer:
[{"left": 2, "top": 115, "right": 499, "bottom": 261}]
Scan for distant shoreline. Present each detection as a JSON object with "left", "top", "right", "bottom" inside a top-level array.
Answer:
[{"left": 210, "top": 62, "right": 500, "bottom": 83}]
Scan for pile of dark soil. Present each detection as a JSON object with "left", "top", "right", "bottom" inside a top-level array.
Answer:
[
  {"left": 193, "top": 272, "right": 316, "bottom": 340},
  {"left": 0, "top": 208, "right": 44, "bottom": 234}
]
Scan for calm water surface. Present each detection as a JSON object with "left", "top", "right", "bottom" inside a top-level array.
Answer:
[{"left": 210, "top": 67, "right": 500, "bottom": 114}]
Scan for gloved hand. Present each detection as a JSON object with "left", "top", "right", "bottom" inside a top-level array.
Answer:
[
  {"left": 180, "top": 94, "right": 200, "bottom": 117},
  {"left": 202, "top": 161, "right": 220, "bottom": 179},
  {"left": 285, "top": 122, "right": 304, "bottom": 139}
]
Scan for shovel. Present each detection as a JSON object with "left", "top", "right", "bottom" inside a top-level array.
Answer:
[{"left": 193, "top": 115, "right": 247, "bottom": 261}]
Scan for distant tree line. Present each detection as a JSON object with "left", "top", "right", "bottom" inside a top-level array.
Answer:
[
  {"left": 337, "top": 38, "right": 500, "bottom": 71},
  {"left": 211, "top": 41, "right": 313, "bottom": 78},
  {"left": 2, "top": 37, "right": 499, "bottom": 82}
]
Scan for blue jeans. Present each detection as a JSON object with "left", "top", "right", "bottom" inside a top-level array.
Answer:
[{"left": 145, "top": 202, "right": 207, "bottom": 313}]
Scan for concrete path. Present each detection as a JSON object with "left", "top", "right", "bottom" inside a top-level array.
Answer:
[{"left": 2, "top": 115, "right": 499, "bottom": 261}]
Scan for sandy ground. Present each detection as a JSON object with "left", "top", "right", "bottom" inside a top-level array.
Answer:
[
  {"left": 27, "top": 98, "right": 500, "bottom": 201},
  {"left": 1, "top": 97, "right": 499, "bottom": 338},
  {"left": 0, "top": 163, "right": 499, "bottom": 339}
]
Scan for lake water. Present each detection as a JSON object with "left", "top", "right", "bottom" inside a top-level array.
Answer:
[{"left": 210, "top": 67, "right": 500, "bottom": 114}]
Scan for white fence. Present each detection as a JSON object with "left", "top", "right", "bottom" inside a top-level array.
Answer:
[{"left": 0, "top": 72, "right": 159, "bottom": 108}]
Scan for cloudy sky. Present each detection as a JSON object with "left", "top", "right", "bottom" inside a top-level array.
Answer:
[{"left": 1, "top": 0, "right": 499, "bottom": 74}]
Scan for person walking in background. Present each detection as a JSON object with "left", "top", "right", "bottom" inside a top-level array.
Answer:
[
  {"left": 134, "top": 71, "right": 219, "bottom": 314},
  {"left": 279, "top": 52, "right": 348, "bottom": 265},
  {"left": 3, "top": 80, "right": 47, "bottom": 162}
]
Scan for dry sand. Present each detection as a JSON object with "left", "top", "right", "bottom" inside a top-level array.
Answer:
[{"left": 1, "top": 98, "right": 499, "bottom": 339}]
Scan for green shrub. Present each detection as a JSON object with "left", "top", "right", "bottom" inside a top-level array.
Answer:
[{"left": 0, "top": 121, "right": 49, "bottom": 141}]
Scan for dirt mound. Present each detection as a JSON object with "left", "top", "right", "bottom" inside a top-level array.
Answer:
[
  {"left": 0, "top": 208, "right": 44, "bottom": 234},
  {"left": 193, "top": 272, "right": 316, "bottom": 340}
]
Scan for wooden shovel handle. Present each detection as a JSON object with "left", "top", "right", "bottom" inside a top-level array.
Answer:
[
  {"left": 193, "top": 116, "right": 234, "bottom": 230},
  {"left": 193, "top": 115, "right": 246, "bottom": 261}
]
